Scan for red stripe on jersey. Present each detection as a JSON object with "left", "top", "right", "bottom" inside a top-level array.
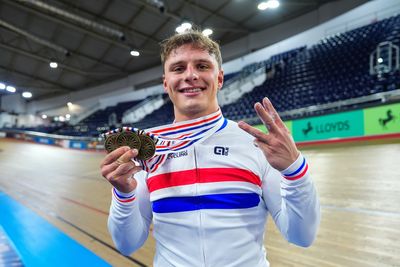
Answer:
[{"left": 147, "top": 168, "right": 261, "bottom": 193}]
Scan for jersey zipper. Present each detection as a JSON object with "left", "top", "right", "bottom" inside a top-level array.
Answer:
[{"left": 193, "top": 145, "right": 207, "bottom": 266}]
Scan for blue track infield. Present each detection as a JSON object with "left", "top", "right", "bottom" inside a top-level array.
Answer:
[{"left": 0, "top": 191, "right": 111, "bottom": 267}]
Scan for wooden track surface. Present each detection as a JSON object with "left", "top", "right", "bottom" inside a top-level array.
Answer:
[{"left": 0, "top": 137, "right": 399, "bottom": 267}]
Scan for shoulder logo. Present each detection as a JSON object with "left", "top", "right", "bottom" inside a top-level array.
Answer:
[{"left": 214, "top": 146, "right": 229, "bottom": 156}]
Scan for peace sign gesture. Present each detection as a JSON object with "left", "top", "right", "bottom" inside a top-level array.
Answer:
[{"left": 238, "top": 97, "right": 300, "bottom": 171}]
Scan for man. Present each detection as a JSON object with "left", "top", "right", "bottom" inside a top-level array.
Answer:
[{"left": 100, "top": 30, "right": 320, "bottom": 267}]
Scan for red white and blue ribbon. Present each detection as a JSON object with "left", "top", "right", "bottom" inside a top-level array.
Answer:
[{"left": 125, "top": 109, "right": 225, "bottom": 173}]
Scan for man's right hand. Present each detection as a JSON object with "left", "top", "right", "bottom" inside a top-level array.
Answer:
[{"left": 100, "top": 146, "right": 142, "bottom": 193}]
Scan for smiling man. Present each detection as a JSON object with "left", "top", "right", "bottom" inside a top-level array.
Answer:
[
  {"left": 101, "top": 30, "right": 320, "bottom": 267},
  {"left": 162, "top": 40, "right": 223, "bottom": 121}
]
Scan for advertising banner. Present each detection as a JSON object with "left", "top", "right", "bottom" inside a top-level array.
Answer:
[
  {"left": 33, "top": 137, "right": 55, "bottom": 145},
  {"left": 364, "top": 103, "right": 400, "bottom": 135},
  {"left": 292, "top": 110, "right": 364, "bottom": 142}
]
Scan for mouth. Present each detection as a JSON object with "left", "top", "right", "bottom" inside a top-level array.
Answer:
[{"left": 177, "top": 87, "right": 205, "bottom": 95}]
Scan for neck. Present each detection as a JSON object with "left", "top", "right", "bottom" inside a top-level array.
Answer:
[{"left": 174, "top": 107, "right": 220, "bottom": 123}]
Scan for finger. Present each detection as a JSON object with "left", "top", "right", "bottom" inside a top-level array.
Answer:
[
  {"left": 262, "top": 97, "right": 286, "bottom": 129},
  {"left": 238, "top": 121, "right": 270, "bottom": 143},
  {"left": 100, "top": 148, "right": 139, "bottom": 178},
  {"left": 107, "top": 166, "right": 142, "bottom": 191},
  {"left": 109, "top": 149, "right": 139, "bottom": 174},
  {"left": 254, "top": 102, "right": 279, "bottom": 133},
  {"left": 101, "top": 146, "right": 131, "bottom": 167},
  {"left": 108, "top": 165, "right": 142, "bottom": 183},
  {"left": 101, "top": 157, "right": 137, "bottom": 178},
  {"left": 116, "top": 148, "right": 139, "bottom": 165}
]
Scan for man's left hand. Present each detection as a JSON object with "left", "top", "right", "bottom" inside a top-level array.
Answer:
[{"left": 238, "top": 97, "right": 299, "bottom": 171}]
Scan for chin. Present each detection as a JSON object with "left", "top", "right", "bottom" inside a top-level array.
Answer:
[
  {"left": 182, "top": 103, "right": 206, "bottom": 116},
  {"left": 183, "top": 100, "right": 203, "bottom": 109}
]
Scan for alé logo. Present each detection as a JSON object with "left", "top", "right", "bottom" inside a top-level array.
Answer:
[
  {"left": 214, "top": 146, "right": 229, "bottom": 156},
  {"left": 302, "top": 120, "right": 350, "bottom": 136},
  {"left": 378, "top": 109, "right": 396, "bottom": 128}
]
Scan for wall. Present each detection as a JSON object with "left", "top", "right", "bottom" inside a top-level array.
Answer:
[
  {"left": 0, "top": 113, "right": 17, "bottom": 128},
  {"left": 27, "top": 80, "right": 164, "bottom": 115},
  {"left": 1, "top": 94, "right": 26, "bottom": 114}
]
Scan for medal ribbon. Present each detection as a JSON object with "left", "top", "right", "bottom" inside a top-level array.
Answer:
[{"left": 139, "top": 109, "right": 227, "bottom": 173}]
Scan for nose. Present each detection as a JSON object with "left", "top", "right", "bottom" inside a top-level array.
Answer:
[{"left": 184, "top": 65, "right": 199, "bottom": 82}]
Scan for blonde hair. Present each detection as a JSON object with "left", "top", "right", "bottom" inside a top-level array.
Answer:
[{"left": 160, "top": 30, "right": 222, "bottom": 69}]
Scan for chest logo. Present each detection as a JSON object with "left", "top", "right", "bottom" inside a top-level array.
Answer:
[
  {"left": 167, "top": 150, "right": 188, "bottom": 159},
  {"left": 214, "top": 146, "right": 229, "bottom": 156}
]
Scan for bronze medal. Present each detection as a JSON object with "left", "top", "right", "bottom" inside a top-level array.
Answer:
[
  {"left": 104, "top": 133, "right": 120, "bottom": 153},
  {"left": 137, "top": 134, "right": 156, "bottom": 160},
  {"left": 116, "top": 131, "right": 141, "bottom": 151}
]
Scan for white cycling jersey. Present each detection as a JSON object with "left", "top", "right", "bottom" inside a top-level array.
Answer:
[{"left": 108, "top": 119, "right": 320, "bottom": 267}]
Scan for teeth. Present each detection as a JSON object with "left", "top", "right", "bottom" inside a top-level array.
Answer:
[{"left": 182, "top": 88, "right": 202, "bottom": 93}]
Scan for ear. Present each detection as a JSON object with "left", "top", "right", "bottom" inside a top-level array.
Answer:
[
  {"left": 163, "top": 74, "right": 168, "bottom": 93},
  {"left": 217, "top": 69, "right": 224, "bottom": 90}
]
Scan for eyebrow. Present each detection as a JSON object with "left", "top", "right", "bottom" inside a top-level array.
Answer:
[
  {"left": 168, "top": 59, "right": 213, "bottom": 68},
  {"left": 168, "top": 61, "right": 185, "bottom": 68}
]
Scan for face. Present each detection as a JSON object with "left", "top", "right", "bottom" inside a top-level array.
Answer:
[{"left": 163, "top": 44, "right": 224, "bottom": 122}]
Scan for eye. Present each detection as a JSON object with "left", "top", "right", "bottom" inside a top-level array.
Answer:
[
  {"left": 198, "top": 64, "right": 210, "bottom": 70},
  {"left": 172, "top": 66, "right": 184, "bottom": 72}
]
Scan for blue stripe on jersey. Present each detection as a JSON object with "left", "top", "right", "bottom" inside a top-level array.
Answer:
[
  {"left": 152, "top": 193, "right": 260, "bottom": 213},
  {"left": 284, "top": 157, "right": 306, "bottom": 176},
  {"left": 216, "top": 118, "right": 228, "bottom": 133}
]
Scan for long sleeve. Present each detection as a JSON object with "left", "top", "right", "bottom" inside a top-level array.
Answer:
[
  {"left": 261, "top": 153, "right": 320, "bottom": 247},
  {"left": 107, "top": 171, "right": 153, "bottom": 255}
]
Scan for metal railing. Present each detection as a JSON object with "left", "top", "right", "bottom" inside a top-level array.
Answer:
[
  {"left": 370, "top": 41, "right": 400, "bottom": 78},
  {"left": 218, "top": 66, "right": 266, "bottom": 107},
  {"left": 122, "top": 94, "right": 164, "bottom": 124}
]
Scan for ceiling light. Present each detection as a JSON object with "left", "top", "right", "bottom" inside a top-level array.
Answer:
[
  {"left": 202, "top": 28, "right": 213, "bottom": 37},
  {"left": 130, "top": 50, "right": 140, "bottom": 56},
  {"left": 258, "top": 2, "right": 268, "bottom": 10},
  {"left": 0, "top": 83, "right": 5, "bottom": 90},
  {"left": 50, "top": 61, "right": 58, "bottom": 68},
  {"left": 377, "top": 57, "right": 383, "bottom": 63},
  {"left": 66, "top": 114, "right": 71, "bottom": 119},
  {"left": 67, "top": 102, "right": 72, "bottom": 107},
  {"left": 258, "top": 0, "right": 280, "bottom": 10},
  {"left": 268, "top": 0, "right": 280, "bottom": 8},
  {"left": 22, "top": 92, "right": 32, "bottom": 98},
  {"left": 42, "top": 114, "right": 48, "bottom": 119},
  {"left": 147, "top": 0, "right": 165, "bottom": 13},
  {"left": 6, "top": 86, "right": 16, "bottom": 93},
  {"left": 176, "top": 22, "right": 192, "bottom": 33}
]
